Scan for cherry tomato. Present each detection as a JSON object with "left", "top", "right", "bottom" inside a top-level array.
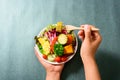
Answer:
[
  {"left": 42, "top": 55, "right": 47, "bottom": 59},
  {"left": 61, "top": 56, "right": 67, "bottom": 62},
  {"left": 54, "top": 56, "right": 61, "bottom": 62}
]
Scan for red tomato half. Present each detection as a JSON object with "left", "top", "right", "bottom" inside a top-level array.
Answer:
[{"left": 54, "top": 56, "right": 61, "bottom": 62}]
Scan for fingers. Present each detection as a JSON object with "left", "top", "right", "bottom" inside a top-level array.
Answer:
[
  {"left": 93, "top": 31, "right": 102, "bottom": 44},
  {"left": 34, "top": 47, "right": 44, "bottom": 64},
  {"left": 84, "top": 25, "right": 91, "bottom": 41},
  {"left": 78, "top": 24, "right": 101, "bottom": 44},
  {"left": 78, "top": 30, "right": 84, "bottom": 41},
  {"left": 78, "top": 25, "right": 92, "bottom": 41}
]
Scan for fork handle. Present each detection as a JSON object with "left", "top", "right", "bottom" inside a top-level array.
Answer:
[{"left": 74, "top": 27, "right": 99, "bottom": 31}]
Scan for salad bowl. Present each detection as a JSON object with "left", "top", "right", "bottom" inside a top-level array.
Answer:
[{"left": 34, "top": 22, "right": 78, "bottom": 64}]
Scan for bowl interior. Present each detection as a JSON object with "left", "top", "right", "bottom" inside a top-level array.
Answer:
[{"left": 35, "top": 27, "right": 78, "bottom": 64}]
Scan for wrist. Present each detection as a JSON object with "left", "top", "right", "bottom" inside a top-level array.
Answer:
[
  {"left": 81, "top": 55, "right": 101, "bottom": 80},
  {"left": 46, "top": 71, "right": 61, "bottom": 80},
  {"left": 81, "top": 55, "right": 95, "bottom": 63},
  {"left": 81, "top": 51, "right": 95, "bottom": 60},
  {"left": 82, "top": 57, "right": 96, "bottom": 66}
]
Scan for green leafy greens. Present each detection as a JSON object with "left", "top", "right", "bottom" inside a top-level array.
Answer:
[
  {"left": 54, "top": 44, "right": 64, "bottom": 56},
  {"left": 38, "top": 44, "right": 44, "bottom": 54}
]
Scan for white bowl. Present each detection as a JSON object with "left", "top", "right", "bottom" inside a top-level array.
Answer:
[{"left": 35, "top": 26, "right": 78, "bottom": 64}]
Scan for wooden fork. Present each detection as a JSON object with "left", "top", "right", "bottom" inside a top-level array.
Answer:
[{"left": 65, "top": 25, "right": 99, "bottom": 31}]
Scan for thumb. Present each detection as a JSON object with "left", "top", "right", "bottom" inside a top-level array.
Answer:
[{"left": 84, "top": 25, "right": 91, "bottom": 41}]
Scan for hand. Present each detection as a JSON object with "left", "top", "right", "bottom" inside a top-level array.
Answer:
[
  {"left": 78, "top": 25, "right": 102, "bottom": 59},
  {"left": 78, "top": 24, "right": 102, "bottom": 80},
  {"left": 34, "top": 47, "right": 64, "bottom": 80}
]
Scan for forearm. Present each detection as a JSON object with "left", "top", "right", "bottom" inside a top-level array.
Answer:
[
  {"left": 82, "top": 57, "right": 101, "bottom": 80},
  {"left": 46, "top": 71, "right": 61, "bottom": 80}
]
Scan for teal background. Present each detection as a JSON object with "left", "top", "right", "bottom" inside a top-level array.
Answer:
[{"left": 0, "top": 0, "right": 120, "bottom": 80}]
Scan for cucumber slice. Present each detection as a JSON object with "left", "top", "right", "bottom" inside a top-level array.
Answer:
[
  {"left": 58, "top": 34, "right": 68, "bottom": 45},
  {"left": 47, "top": 54, "right": 56, "bottom": 62}
]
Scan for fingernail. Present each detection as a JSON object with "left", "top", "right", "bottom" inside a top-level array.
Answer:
[{"left": 84, "top": 25, "right": 89, "bottom": 30}]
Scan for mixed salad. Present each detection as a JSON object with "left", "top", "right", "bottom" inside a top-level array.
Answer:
[{"left": 34, "top": 22, "right": 77, "bottom": 63}]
